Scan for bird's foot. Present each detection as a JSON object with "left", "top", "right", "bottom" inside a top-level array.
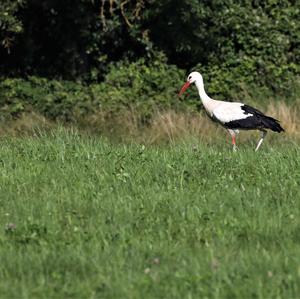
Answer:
[{"left": 233, "top": 145, "right": 238, "bottom": 152}]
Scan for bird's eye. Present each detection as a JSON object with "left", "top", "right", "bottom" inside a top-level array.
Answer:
[{"left": 188, "top": 76, "right": 191, "bottom": 80}]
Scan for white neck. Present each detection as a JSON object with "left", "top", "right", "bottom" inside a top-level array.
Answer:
[
  {"left": 195, "top": 79, "right": 217, "bottom": 113},
  {"left": 195, "top": 80, "right": 212, "bottom": 101}
]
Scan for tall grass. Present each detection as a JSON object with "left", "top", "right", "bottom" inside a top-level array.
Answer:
[
  {"left": 1, "top": 101, "right": 298, "bottom": 145},
  {"left": 0, "top": 130, "right": 299, "bottom": 298}
]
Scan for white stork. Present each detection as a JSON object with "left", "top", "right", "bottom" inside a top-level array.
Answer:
[{"left": 179, "top": 72, "right": 284, "bottom": 151}]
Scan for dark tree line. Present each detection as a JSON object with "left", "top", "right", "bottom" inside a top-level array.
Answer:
[{"left": 1, "top": 0, "right": 299, "bottom": 90}]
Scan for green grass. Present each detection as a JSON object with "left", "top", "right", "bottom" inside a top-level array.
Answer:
[{"left": 0, "top": 129, "right": 300, "bottom": 299}]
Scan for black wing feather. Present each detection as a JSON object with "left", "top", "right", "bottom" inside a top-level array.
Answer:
[{"left": 225, "top": 104, "right": 284, "bottom": 132}]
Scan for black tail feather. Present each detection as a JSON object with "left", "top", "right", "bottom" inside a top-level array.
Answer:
[
  {"left": 242, "top": 105, "right": 284, "bottom": 132},
  {"left": 261, "top": 116, "right": 284, "bottom": 132},
  {"left": 225, "top": 105, "right": 285, "bottom": 132}
]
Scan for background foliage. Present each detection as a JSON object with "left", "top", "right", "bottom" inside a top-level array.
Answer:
[
  {"left": 0, "top": 55, "right": 190, "bottom": 121},
  {"left": 0, "top": 0, "right": 300, "bottom": 119}
]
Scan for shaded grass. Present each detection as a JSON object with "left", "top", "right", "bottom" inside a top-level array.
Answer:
[{"left": 0, "top": 129, "right": 300, "bottom": 298}]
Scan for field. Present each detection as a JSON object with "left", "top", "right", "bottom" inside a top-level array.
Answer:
[{"left": 0, "top": 129, "right": 300, "bottom": 298}]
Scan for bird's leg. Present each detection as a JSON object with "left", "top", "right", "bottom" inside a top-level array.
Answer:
[
  {"left": 228, "top": 129, "right": 237, "bottom": 151},
  {"left": 255, "top": 130, "right": 267, "bottom": 151}
]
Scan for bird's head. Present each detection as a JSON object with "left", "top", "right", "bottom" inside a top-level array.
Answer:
[{"left": 178, "top": 71, "right": 203, "bottom": 96}]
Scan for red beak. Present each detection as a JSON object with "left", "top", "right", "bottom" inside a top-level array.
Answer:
[{"left": 178, "top": 81, "right": 191, "bottom": 96}]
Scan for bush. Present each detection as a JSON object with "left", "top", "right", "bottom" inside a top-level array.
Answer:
[
  {"left": 0, "top": 55, "right": 192, "bottom": 122},
  {"left": 0, "top": 77, "right": 92, "bottom": 121},
  {"left": 1, "top": 54, "right": 299, "bottom": 124},
  {"left": 90, "top": 54, "right": 192, "bottom": 120}
]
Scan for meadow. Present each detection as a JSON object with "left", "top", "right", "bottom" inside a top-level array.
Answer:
[
  {"left": 0, "top": 129, "right": 299, "bottom": 298},
  {"left": 2, "top": 1, "right": 300, "bottom": 297}
]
